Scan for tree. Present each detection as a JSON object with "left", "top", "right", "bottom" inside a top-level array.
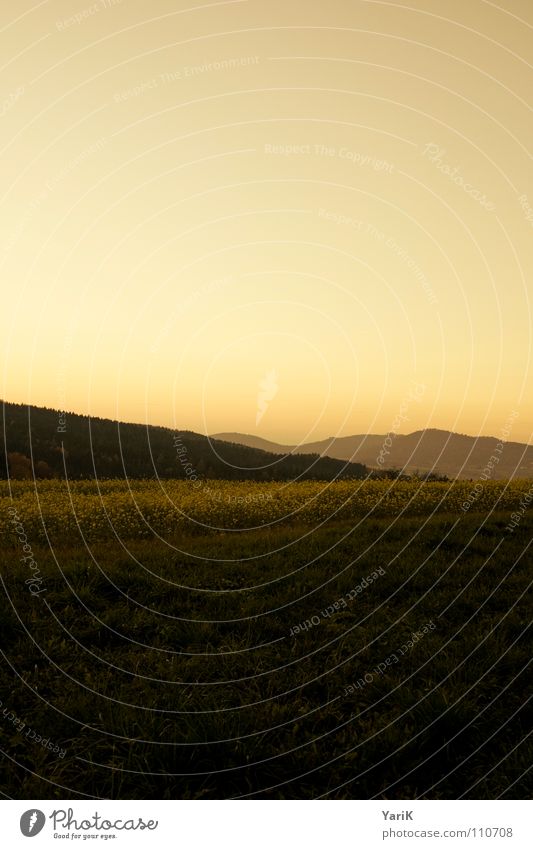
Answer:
[
  {"left": 7, "top": 452, "right": 32, "bottom": 479},
  {"left": 35, "top": 460, "right": 53, "bottom": 479}
]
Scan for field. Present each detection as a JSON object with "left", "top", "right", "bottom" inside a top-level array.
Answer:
[{"left": 1, "top": 478, "right": 531, "bottom": 799}]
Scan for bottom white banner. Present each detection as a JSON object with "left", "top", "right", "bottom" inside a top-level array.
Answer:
[{"left": 1, "top": 800, "right": 531, "bottom": 848}]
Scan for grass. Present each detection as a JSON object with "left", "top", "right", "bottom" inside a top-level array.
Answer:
[{"left": 0, "top": 480, "right": 531, "bottom": 798}]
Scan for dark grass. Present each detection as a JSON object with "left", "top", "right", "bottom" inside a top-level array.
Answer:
[{"left": 0, "top": 510, "right": 531, "bottom": 799}]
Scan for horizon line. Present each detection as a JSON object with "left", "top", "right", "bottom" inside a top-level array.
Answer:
[{"left": 2, "top": 398, "right": 531, "bottom": 448}]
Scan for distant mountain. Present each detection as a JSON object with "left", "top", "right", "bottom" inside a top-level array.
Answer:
[
  {"left": 212, "top": 429, "right": 533, "bottom": 480},
  {"left": 0, "top": 402, "right": 367, "bottom": 481},
  {"left": 213, "top": 433, "right": 295, "bottom": 454}
]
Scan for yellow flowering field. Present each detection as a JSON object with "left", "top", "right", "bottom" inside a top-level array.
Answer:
[{"left": 1, "top": 477, "right": 531, "bottom": 542}]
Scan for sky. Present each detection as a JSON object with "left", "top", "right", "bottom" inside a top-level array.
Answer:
[{"left": 1, "top": 0, "right": 532, "bottom": 444}]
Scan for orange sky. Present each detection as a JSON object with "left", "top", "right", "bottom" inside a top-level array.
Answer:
[{"left": 1, "top": 0, "right": 532, "bottom": 443}]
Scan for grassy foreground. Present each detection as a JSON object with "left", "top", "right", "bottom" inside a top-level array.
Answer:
[{"left": 0, "top": 479, "right": 531, "bottom": 799}]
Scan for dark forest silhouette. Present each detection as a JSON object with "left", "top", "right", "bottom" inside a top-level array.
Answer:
[{"left": 1, "top": 401, "right": 368, "bottom": 482}]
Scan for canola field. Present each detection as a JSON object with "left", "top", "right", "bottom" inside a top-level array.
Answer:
[{"left": 1, "top": 477, "right": 532, "bottom": 541}]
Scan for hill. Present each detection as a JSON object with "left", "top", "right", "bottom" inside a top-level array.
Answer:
[
  {"left": 212, "top": 428, "right": 533, "bottom": 480},
  {"left": 0, "top": 401, "right": 368, "bottom": 481}
]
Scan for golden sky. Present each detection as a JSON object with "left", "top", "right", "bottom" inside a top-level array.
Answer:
[{"left": 1, "top": 0, "right": 532, "bottom": 443}]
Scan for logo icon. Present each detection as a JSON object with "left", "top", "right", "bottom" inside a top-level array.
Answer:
[
  {"left": 256, "top": 368, "right": 278, "bottom": 426},
  {"left": 20, "top": 810, "right": 46, "bottom": 837}
]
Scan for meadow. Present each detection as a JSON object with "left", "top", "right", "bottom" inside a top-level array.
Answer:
[{"left": 0, "top": 478, "right": 531, "bottom": 799}]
